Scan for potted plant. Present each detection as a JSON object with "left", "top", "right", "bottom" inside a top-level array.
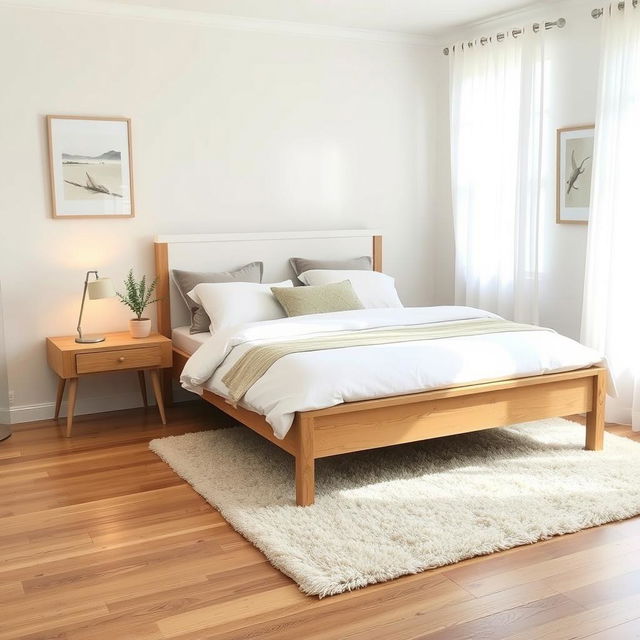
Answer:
[{"left": 117, "top": 269, "right": 160, "bottom": 338}]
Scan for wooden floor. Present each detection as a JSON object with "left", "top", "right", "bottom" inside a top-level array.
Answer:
[{"left": 1, "top": 404, "right": 640, "bottom": 640}]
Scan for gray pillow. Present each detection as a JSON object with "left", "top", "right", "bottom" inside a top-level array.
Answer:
[
  {"left": 172, "top": 262, "right": 263, "bottom": 334},
  {"left": 289, "top": 255, "right": 372, "bottom": 277},
  {"left": 271, "top": 280, "right": 364, "bottom": 317}
]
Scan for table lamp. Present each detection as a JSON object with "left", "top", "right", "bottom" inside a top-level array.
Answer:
[{"left": 76, "top": 271, "right": 116, "bottom": 343}]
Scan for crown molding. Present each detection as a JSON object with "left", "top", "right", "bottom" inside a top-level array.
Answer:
[{"left": 0, "top": 0, "right": 435, "bottom": 46}]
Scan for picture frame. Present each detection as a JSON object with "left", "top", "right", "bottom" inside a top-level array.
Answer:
[
  {"left": 46, "top": 115, "right": 135, "bottom": 219},
  {"left": 556, "top": 124, "right": 595, "bottom": 225}
]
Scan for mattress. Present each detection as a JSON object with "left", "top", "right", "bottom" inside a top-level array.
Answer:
[
  {"left": 172, "top": 326, "right": 211, "bottom": 355},
  {"left": 180, "top": 307, "right": 606, "bottom": 439}
]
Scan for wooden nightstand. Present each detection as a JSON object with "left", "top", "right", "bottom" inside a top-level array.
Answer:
[{"left": 46, "top": 332, "right": 173, "bottom": 436}]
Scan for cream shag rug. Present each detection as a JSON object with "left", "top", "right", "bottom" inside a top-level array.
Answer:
[{"left": 150, "top": 419, "right": 640, "bottom": 597}]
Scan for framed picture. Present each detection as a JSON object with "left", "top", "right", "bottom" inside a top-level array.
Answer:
[
  {"left": 556, "top": 125, "right": 595, "bottom": 225},
  {"left": 46, "top": 115, "right": 134, "bottom": 218}
]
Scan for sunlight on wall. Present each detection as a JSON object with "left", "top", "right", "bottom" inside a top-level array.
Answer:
[{"left": 53, "top": 231, "right": 121, "bottom": 270}]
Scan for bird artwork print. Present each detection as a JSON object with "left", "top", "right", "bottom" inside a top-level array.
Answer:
[{"left": 566, "top": 149, "right": 591, "bottom": 195}]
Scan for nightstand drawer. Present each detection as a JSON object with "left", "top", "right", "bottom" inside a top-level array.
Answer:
[{"left": 76, "top": 347, "right": 162, "bottom": 374}]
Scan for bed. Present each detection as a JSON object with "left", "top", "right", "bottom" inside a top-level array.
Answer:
[{"left": 154, "top": 231, "right": 607, "bottom": 506}]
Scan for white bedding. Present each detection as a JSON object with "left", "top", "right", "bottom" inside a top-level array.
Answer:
[
  {"left": 172, "top": 326, "right": 211, "bottom": 355},
  {"left": 180, "top": 307, "right": 605, "bottom": 439}
]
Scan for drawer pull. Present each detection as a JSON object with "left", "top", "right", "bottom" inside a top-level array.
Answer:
[{"left": 118, "top": 356, "right": 125, "bottom": 362}]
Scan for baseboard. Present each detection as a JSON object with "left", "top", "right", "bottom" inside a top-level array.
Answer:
[{"left": 8, "top": 386, "right": 193, "bottom": 424}]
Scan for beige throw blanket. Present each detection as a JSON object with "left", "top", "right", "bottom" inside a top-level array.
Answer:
[{"left": 222, "top": 317, "right": 548, "bottom": 406}]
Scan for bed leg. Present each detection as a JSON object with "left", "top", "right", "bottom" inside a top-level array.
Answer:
[
  {"left": 585, "top": 370, "right": 606, "bottom": 451},
  {"left": 295, "top": 416, "right": 315, "bottom": 506}
]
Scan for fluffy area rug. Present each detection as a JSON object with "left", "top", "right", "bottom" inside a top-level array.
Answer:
[{"left": 149, "top": 418, "right": 640, "bottom": 597}]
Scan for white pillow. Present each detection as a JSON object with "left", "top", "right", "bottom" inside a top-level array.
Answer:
[
  {"left": 187, "top": 280, "right": 293, "bottom": 332},
  {"left": 298, "top": 270, "right": 403, "bottom": 309}
]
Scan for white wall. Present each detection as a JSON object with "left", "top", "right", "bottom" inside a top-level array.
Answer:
[
  {"left": 434, "top": 2, "right": 601, "bottom": 339},
  {"left": 433, "top": 53, "right": 454, "bottom": 306},
  {"left": 0, "top": 3, "right": 440, "bottom": 422}
]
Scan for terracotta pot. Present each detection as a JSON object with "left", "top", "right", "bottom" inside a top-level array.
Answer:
[{"left": 129, "top": 318, "right": 151, "bottom": 338}]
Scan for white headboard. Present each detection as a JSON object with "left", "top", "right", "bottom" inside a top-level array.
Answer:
[{"left": 154, "top": 230, "right": 382, "bottom": 335}]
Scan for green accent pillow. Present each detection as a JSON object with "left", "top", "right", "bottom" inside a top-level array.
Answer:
[{"left": 271, "top": 280, "right": 364, "bottom": 317}]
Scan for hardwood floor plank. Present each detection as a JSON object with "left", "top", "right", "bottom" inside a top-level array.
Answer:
[
  {"left": 106, "top": 563, "right": 289, "bottom": 615},
  {"left": 0, "top": 485, "right": 198, "bottom": 536},
  {"left": 0, "top": 600, "right": 110, "bottom": 640},
  {"left": 0, "top": 528, "right": 222, "bottom": 586},
  {"left": 504, "top": 592, "right": 640, "bottom": 640},
  {"left": 0, "top": 532, "right": 95, "bottom": 573},
  {"left": 1, "top": 563, "right": 208, "bottom": 638},
  {"left": 65, "top": 621, "right": 163, "bottom": 640},
  {"left": 545, "top": 550, "right": 640, "bottom": 596},
  {"left": 451, "top": 535, "right": 640, "bottom": 598},
  {"left": 341, "top": 582, "right": 562, "bottom": 640},
  {"left": 20, "top": 538, "right": 222, "bottom": 597},
  {"left": 88, "top": 512, "right": 221, "bottom": 547},
  {"left": 445, "top": 517, "right": 640, "bottom": 590},
  {"left": 0, "top": 403, "right": 638, "bottom": 640},
  {"left": 583, "top": 617, "right": 640, "bottom": 639},
  {"left": 564, "top": 568, "right": 640, "bottom": 609},
  {"left": 419, "top": 593, "right": 585, "bottom": 640},
  {"left": 0, "top": 581, "right": 24, "bottom": 601},
  {"left": 0, "top": 447, "right": 21, "bottom": 460},
  {"left": 0, "top": 471, "right": 49, "bottom": 486},
  {"left": 195, "top": 574, "right": 471, "bottom": 640},
  {"left": 156, "top": 585, "right": 309, "bottom": 637},
  {"left": 0, "top": 442, "right": 152, "bottom": 477}
]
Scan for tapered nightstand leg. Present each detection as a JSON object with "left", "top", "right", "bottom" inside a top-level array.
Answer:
[
  {"left": 54, "top": 378, "right": 66, "bottom": 421},
  {"left": 66, "top": 378, "right": 78, "bottom": 437},
  {"left": 138, "top": 371, "right": 148, "bottom": 407},
  {"left": 149, "top": 369, "right": 167, "bottom": 425}
]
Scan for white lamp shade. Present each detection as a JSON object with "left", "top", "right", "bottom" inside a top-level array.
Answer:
[{"left": 87, "top": 277, "right": 116, "bottom": 300}]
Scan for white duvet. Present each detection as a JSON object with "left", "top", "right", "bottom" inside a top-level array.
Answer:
[{"left": 181, "top": 307, "right": 605, "bottom": 439}]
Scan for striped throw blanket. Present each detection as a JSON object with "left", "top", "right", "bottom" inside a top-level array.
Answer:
[{"left": 222, "top": 317, "right": 547, "bottom": 406}]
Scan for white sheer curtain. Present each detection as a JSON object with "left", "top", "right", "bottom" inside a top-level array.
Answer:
[
  {"left": 581, "top": 4, "right": 640, "bottom": 430},
  {"left": 449, "top": 32, "right": 544, "bottom": 323}
]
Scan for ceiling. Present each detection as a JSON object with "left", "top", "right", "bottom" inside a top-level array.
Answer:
[{"left": 105, "top": 0, "right": 561, "bottom": 36}]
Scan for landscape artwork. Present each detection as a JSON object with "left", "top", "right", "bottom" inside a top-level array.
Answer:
[
  {"left": 557, "top": 125, "right": 595, "bottom": 224},
  {"left": 47, "top": 116, "right": 134, "bottom": 218}
]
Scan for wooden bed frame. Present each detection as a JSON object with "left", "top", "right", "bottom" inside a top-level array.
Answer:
[{"left": 154, "top": 234, "right": 606, "bottom": 507}]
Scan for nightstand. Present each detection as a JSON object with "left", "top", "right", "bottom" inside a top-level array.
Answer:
[{"left": 46, "top": 332, "right": 173, "bottom": 436}]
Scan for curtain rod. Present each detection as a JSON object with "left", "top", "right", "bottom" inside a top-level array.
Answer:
[
  {"left": 592, "top": 0, "right": 638, "bottom": 18},
  {"left": 443, "top": 18, "right": 566, "bottom": 55}
]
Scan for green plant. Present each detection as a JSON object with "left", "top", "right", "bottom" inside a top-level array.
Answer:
[{"left": 117, "top": 269, "right": 160, "bottom": 320}]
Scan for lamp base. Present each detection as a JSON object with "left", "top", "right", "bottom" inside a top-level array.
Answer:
[{"left": 75, "top": 335, "right": 106, "bottom": 344}]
